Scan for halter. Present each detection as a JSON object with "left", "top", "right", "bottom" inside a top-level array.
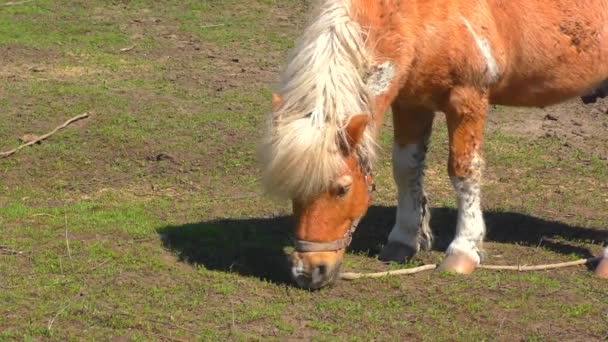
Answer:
[{"left": 292, "top": 168, "right": 376, "bottom": 253}]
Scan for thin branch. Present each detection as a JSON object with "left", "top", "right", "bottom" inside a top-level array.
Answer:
[
  {"left": 47, "top": 295, "right": 76, "bottom": 331},
  {"left": 477, "top": 257, "right": 600, "bottom": 271},
  {"left": 2, "top": 0, "right": 33, "bottom": 6},
  {"left": 340, "top": 264, "right": 437, "bottom": 280},
  {"left": 201, "top": 24, "right": 224, "bottom": 29},
  {"left": 132, "top": 237, "right": 156, "bottom": 243},
  {"left": 227, "top": 301, "right": 237, "bottom": 340},
  {"left": 47, "top": 272, "right": 122, "bottom": 331},
  {"left": 79, "top": 259, "right": 111, "bottom": 274},
  {"left": 209, "top": 193, "right": 260, "bottom": 201},
  {"left": 340, "top": 257, "right": 601, "bottom": 280},
  {"left": 0, "top": 112, "right": 89, "bottom": 159},
  {"left": 64, "top": 205, "right": 73, "bottom": 267},
  {"left": 77, "top": 175, "right": 134, "bottom": 188},
  {"left": 0, "top": 245, "right": 25, "bottom": 256},
  {"left": 29, "top": 213, "right": 58, "bottom": 219}
]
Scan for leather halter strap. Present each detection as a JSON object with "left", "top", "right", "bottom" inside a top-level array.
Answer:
[
  {"left": 293, "top": 217, "right": 361, "bottom": 253},
  {"left": 292, "top": 172, "right": 376, "bottom": 253}
]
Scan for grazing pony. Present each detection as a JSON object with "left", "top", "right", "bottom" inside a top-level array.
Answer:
[{"left": 261, "top": 0, "right": 608, "bottom": 289}]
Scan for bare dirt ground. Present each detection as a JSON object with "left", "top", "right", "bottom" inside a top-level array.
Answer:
[{"left": 487, "top": 98, "right": 608, "bottom": 160}]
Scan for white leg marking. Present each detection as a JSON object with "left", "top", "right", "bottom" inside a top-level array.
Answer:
[
  {"left": 603, "top": 245, "right": 608, "bottom": 259},
  {"left": 448, "top": 154, "right": 485, "bottom": 264},
  {"left": 462, "top": 18, "right": 500, "bottom": 83},
  {"left": 387, "top": 143, "right": 432, "bottom": 251}
]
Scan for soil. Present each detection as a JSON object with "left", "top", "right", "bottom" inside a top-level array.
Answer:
[{"left": 487, "top": 98, "right": 608, "bottom": 160}]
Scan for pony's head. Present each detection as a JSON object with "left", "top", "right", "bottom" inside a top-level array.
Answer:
[
  {"left": 263, "top": 95, "right": 376, "bottom": 289},
  {"left": 260, "top": 0, "right": 400, "bottom": 289}
]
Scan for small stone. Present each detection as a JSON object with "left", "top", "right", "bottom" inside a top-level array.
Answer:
[{"left": 544, "top": 114, "right": 558, "bottom": 121}]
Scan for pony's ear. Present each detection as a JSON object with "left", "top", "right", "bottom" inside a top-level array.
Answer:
[
  {"left": 344, "top": 114, "right": 370, "bottom": 150},
  {"left": 272, "top": 93, "right": 283, "bottom": 112}
]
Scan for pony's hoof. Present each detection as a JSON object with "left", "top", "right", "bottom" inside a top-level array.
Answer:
[
  {"left": 595, "top": 258, "right": 608, "bottom": 279},
  {"left": 438, "top": 253, "right": 477, "bottom": 274},
  {"left": 378, "top": 242, "right": 416, "bottom": 264}
]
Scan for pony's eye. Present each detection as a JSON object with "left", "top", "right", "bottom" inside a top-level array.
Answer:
[
  {"left": 334, "top": 175, "right": 353, "bottom": 198},
  {"left": 336, "top": 185, "right": 350, "bottom": 198}
]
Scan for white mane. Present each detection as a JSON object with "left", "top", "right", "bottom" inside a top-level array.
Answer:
[{"left": 260, "top": 0, "right": 376, "bottom": 199}]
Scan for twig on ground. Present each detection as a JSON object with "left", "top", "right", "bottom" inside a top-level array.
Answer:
[
  {"left": 64, "top": 205, "right": 73, "bottom": 267},
  {"left": 340, "top": 264, "right": 438, "bottom": 280},
  {"left": 0, "top": 245, "right": 25, "bottom": 256},
  {"left": 2, "top": 0, "right": 33, "bottom": 6},
  {"left": 47, "top": 294, "right": 79, "bottom": 330},
  {"left": 29, "top": 213, "right": 58, "bottom": 219},
  {"left": 77, "top": 175, "right": 135, "bottom": 189},
  {"left": 477, "top": 257, "right": 600, "bottom": 271},
  {"left": 47, "top": 272, "right": 122, "bottom": 331},
  {"left": 210, "top": 193, "right": 261, "bottom": 201},
  {"left": 340, "top": 257, "right": 601, "bottom": 280},
  {"left": 119, "top": 45, "right": 135, "bottom": 52},
  {"left": 0, "top": 112, "right": 89, "bottom": 159},
  {"left": 231, "top": 302, "right": 237, "bottom": 336},
  {"left": 132, "top": 237, "right": 156, "bottom": 243},
  {"left": 80, "top": 259, "right": 111, "bottom": 274},
  {"left": 201, "top": 24, "right": 224, "bottom": 29}
]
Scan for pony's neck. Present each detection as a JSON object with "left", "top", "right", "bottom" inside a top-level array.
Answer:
[{"left": 352, "top": 0, "right": 419, "bottom": 135}]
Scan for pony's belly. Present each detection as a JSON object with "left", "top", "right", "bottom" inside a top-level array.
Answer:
[{"left": 489, "top": 76, "right": 607, "bottom": 107}]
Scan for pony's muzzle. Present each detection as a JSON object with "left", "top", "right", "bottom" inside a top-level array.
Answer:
[{"left": 290, "top": 250, "right": 344, "bottom": 290}]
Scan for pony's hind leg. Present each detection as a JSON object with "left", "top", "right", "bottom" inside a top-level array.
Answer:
[
  {"left": 581, "top": 80, "right": 608, "bottom": 104},
  {"left": 379, "top": 103, "right": 434, "bottom": 263},
  {"left": 596, "top": 246, "right": 608, "bottom": 278},
  {"left": 440, "top": 87, "right": 489, "bottom": 274}
]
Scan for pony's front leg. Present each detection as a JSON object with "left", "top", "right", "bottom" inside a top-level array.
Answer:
[
  {"left": 440, "top": 87, "right": 488, "bottom": 274},
  {"left": 379, "top": 104, "right": 434, "bottom": 263}
]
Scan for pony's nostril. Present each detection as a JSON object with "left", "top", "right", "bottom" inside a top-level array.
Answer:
[
  {"left": 311, "top": 264, "right": 329, "bottom": 286},
  {"left": 317, "top": 264, "right": 328, "bottom": 276}
]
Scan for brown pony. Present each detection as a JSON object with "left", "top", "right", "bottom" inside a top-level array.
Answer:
[{"left": 261, "top": 0, "right": 608, "bottom": 289}]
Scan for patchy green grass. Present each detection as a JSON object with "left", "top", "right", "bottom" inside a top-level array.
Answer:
[
  {"left": 1, "top": 0, "right": 607, "bottom": 340},
  {"left": 0, "top": 1, "right": 127, "bottom": 50}
]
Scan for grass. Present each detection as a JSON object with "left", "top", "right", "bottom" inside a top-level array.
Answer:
[{"left": 1, "top": 0, "right": 607, "bottom": 340}]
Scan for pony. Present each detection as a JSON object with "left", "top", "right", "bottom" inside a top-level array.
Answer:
[{"left": 261, "top": 0, "right": 608, "bottom": 289}]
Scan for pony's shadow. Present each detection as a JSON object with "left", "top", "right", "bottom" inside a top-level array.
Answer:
[{"left": 157, "top": 206, "right": 607, "bottom": 284}]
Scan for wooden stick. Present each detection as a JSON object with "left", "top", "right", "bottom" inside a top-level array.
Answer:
[
  {"left": 340, "top": 264, "right": 437, "bottom": 280},
  {"left": 0, "top": 113, "right": 89, "bottom": 159},
  {"left": 3, "top": 0, "right": 33, "bottom": 6},
  {"left": 0, "top": 245, "right": 25, "bottom": 256},
  {"left": 47, "top": 271, "right": 121, "bottom": 331},
  {"left": 477, "top": 257, "right": 600, "bottom": 271},
  {"left": 29, "top": 213, "right": 58, "bottom": 219},
  {"left": 201, "top": 24, "right": 224, "bottom": 29},
  {"left": 339, "top": 257, "right": 601, "bottom": 280},
  {"left": 64, "top": 206, "right": 73, "bottom": 267},
  {"left": 119, "top": 45, "right": 135, "bottom": 52}
]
